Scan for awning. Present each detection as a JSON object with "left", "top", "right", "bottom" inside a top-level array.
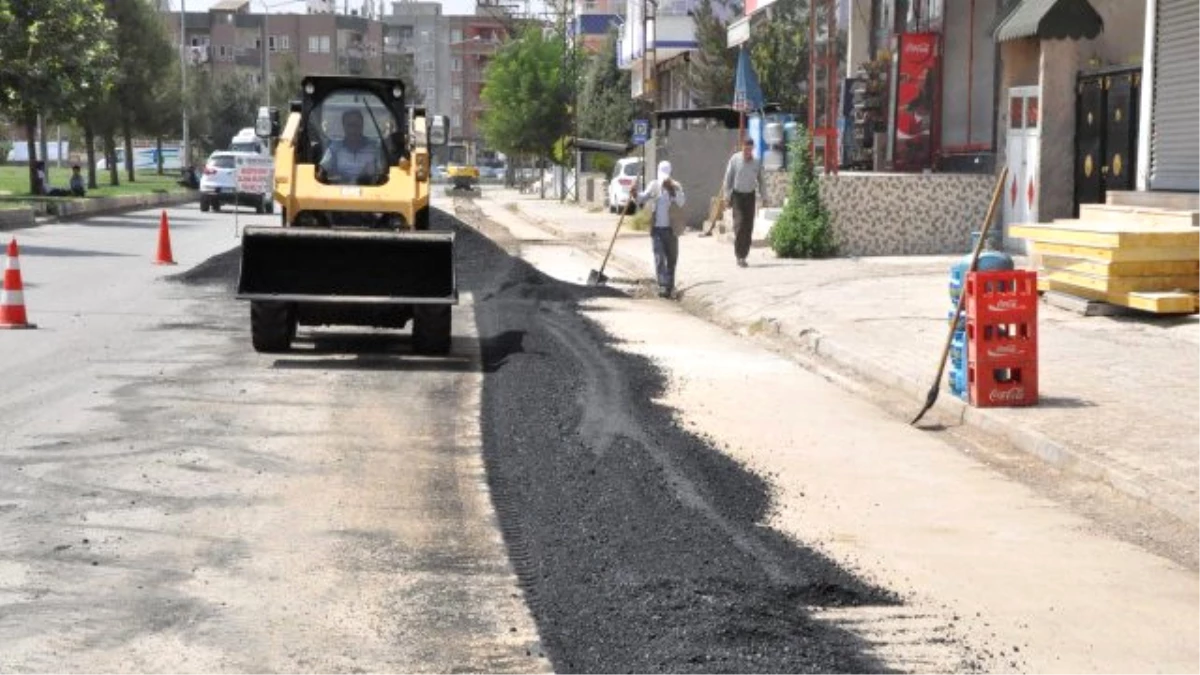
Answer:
[{"left": 993, "top": 0, "right": 1104, "bottom": 43}]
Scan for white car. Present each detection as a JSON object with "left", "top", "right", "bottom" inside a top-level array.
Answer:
[
  {"left": 199, "top": 151, "right": 274, "bottom": 214},
  {"left": 607, "top": 157, "right": 643, "bottom": 213}
]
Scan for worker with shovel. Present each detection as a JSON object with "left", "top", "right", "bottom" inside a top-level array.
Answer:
[{"left": 636, "top": 160, "right": 687, "bottom": 298}]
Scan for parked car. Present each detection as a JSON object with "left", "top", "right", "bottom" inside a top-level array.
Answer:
[
  {"left": 198, "top": 151, "right": 274, "bottom": 214},
  {"left": 607, "top": 157, "right": 643, "bottom": 213}
]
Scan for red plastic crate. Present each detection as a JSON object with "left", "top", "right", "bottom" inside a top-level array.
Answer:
[
  {"left": 966, "top": 317, "right": 1038, "bottom": 364},
  {"left": 965, "top": 270, "right": 1038, "bottom": 324},
  {"left": 968, "top": 360, "right": 1039, "bottom": 407}
]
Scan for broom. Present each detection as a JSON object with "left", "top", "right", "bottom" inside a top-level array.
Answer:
[{"left": 911, "top": 166, "right": 1009, "bottom": 426}]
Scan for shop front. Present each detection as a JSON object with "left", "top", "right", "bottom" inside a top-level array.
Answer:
[{"left": 843, "top": 0, "right": 1000, "bottom": 174}]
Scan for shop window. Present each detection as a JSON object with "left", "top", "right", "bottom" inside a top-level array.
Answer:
[{"left": 1010, "top": 95, "right": 1024, "bottom": 130}]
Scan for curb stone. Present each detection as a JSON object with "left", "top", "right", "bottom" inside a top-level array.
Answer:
[{"left": 505, "top": 198, "right": 1191, "bottom": 525}]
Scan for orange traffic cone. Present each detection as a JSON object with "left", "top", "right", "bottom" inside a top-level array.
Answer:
[
  {"left": 1, "top": 238, "right": 36, "bottom": 329},
  {"left": 154, "top": 210, "right": 177, "bottom": 265}
]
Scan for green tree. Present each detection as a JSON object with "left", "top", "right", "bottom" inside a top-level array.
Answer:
[
  {"left": 270, "top": 54, "right": 304, "bottom": 111},
  {"left": 749, "top": 0, "right": 808, "bottom": 118},
  {"left": 687, "top": 0, "right": 739, "bottom": 107},
  {"left": 0, "top": 0, "right": 118, "bottom": 194},
  {"left": 106, "top": 0, "right": 176, "bottom": 183},
  {"left": 186, "top": 69, "right": 260, "bottom": 158},
  {"left": 576, "top": 30, "right": 634, "bottom": 143},
  {"left": 768, "top": 129, "right": 836, "bottom": 258},
  {"left": 480, "top": 26, "right": 570, "bottom": 169}
]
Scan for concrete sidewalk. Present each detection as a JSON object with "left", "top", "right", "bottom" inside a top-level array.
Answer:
[{"left": 472, "top": 188, "right": 1199, "bottom": 530}]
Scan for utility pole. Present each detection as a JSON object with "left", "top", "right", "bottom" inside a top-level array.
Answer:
[{"left": 181, "top": 0, "right": 190, "bottom": 169}]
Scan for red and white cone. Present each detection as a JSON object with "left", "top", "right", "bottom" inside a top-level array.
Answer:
[{"left": 1, "top": 238, "right": 36, "bottom": 329}]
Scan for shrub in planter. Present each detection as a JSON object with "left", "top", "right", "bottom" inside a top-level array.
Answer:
[{"left": 768, "top": 129, "right": 837, "bottom": 258}]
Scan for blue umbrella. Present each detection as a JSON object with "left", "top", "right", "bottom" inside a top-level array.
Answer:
[{"left": 732, "top": 47, "right": 765, "bottom": 113}]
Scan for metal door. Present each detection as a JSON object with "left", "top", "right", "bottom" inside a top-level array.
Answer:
[
  {"left": 1104, "top": 71, "right": 1139, "bottom": 192},
  {"left": 1149, "top": 0, "right": 1200, "bottom": 191},
  {"left": 1004, "top": 86, "right": 1039, "bottom": 251},
  {"left": 1074, "top": 76, "right": 1104, "bottom": 210}
]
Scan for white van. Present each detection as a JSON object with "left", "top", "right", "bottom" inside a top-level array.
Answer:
[{"left": 230, "top": 128, "right": 268, "bottom": 156}]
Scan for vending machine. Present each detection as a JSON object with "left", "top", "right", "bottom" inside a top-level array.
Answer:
[{"left": 890, "top": 32, "right": 941, "bottom": 172}]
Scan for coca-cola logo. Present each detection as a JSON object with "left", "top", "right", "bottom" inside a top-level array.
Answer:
[
  {"left": 988, "top": 299, "right": 1024, "bottom": 312},
  {"left": 987, "top": 345, "right": 1020, "bottom": 357},
  {"left": 905, "top": 41, "right": 932, "bottom": 57},
  {"left": 989, "top": 387, "right": 1026, "bottom": 403}
]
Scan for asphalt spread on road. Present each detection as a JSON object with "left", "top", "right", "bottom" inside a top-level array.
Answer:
[{"left": 174, "top": 207, "right": 922, "bottom": 673}]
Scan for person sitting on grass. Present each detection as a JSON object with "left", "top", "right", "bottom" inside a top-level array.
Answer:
[{"left": 69, "top": 165, "right": 86, "bottom": 197}]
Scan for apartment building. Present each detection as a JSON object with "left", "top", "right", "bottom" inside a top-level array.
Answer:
[
  {"left": 166, "top": 0, "right": 407, "bottom": 99},
  {"left": 448, "top": 9, "right": 509, "bottom": 149},
  {"left": 574, "top": 0, "right": 623, "bottom": 53},
  {"left": 383, "top": 2, "right": 452, "bottom": 123}
]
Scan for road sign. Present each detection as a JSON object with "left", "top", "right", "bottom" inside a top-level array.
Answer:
[
  {"left": 632, "top": 119, "right": 650, "bottom": 146},
  {"left": 235, "top": 155, "right": 273, "bottom": 195}
]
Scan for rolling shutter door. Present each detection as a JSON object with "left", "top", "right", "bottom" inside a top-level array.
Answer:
[{"left": 1149, "top": 0, "right": 1200, "bottom": 192}]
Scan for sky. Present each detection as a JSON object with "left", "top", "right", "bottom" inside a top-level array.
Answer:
[{"left": 171, "top": 0, "right": 483, "bottom": 18}]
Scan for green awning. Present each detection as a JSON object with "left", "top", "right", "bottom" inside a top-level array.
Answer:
[{"left": 994, "top": 0, "right": 1104, "bottom": 43}]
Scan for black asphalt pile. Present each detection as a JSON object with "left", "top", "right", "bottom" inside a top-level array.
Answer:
[
  {"left": 455, "top": 210, "right": 905, "bottom": 674},
  {"left": 171, "top": 246, "right": 241, "bottom": 291}
]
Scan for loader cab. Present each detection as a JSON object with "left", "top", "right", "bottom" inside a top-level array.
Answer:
[{"left": 298, "top": 78, "right": 409, "bottom": 187}]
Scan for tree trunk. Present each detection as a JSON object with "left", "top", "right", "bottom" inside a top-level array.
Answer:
[
  {"left": 123, "top": 117, "right": 135, "bottom": 183},
  {"left": 37, "top": 114, "right": 49, "bottom": 174},
  {"left": 84, "top": 124, "right": 98, "bottom": 190},
  {"left": 25, "top": 116, "right": 40, "bottom": 196},
  {"left": 156, "top": 137, "right": 164, "bottom": 175},
  {"left": 104, "top": 132, "right": 120, "bottom": 186},
  {"left": 539, "top": 155, "right": 546, "bottom": 200}
]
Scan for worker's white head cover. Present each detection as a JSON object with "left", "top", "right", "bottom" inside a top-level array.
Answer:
[{"left": 657, "top": 160, "right": 672, "bottom": 182}]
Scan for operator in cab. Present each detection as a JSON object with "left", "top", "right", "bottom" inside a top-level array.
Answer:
[{"left": 319, "top": 109, "right": 386, "bottom": 185}]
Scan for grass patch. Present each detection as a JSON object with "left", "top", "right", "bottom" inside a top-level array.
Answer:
[{"left": 0, "top": 165, "right": 185, "bottom": 199}]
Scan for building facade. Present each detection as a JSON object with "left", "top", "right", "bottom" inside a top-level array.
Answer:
[{"left": 383, "top": 2, "right": 452, "bottom": 125}]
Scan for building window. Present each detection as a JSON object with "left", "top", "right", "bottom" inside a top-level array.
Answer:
[
  {"left": 452, "top": 84, "right": 462, "bottom": 99},
  {"left": 308, "top": 35, "right": 320, "bottom": 52},
  {"left": 269, "top": 35, "right": 290, "bottom": 51},
  {"left": 426, "top": 88, "right": 435, "bottom": 102},
  {"left": 399, "top": 26, "right": 414, "bottom": 40},
  {"left": 450, "top": 28, "right": 463, "bottom": 43},
  {"left": 321, "top": 35, "right": 331, "bottom": 53},
  {"left": 451, "top": 57, "right": 462, "bottom": 72}
]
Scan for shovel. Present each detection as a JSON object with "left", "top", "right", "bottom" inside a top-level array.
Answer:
[
  {"left": 587, "top": 193, "right": 636, "bottom": 286},
  {"left": 910, "top": 165, "right": 1009, "bottom": 427}
]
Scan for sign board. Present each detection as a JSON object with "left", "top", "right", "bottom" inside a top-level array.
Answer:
[
  {"left": 632, "top": 119, "right": 650, "bottom": 146},
  {"left": 235, "top": 155, "right": 273, "bottom": 195},
  {"left": 727, "top": 15, "right": 751, "bottom": 48}
]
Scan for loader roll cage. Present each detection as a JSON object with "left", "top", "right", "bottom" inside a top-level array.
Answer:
[{"left": 297, "top": 77, "right": 411, "bottom": 187}]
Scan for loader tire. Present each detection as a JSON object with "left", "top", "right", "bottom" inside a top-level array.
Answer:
[
  {"left": 250, "top": 301, "right": 295, "bottom": 353},
  {"left": 415, "top": 206, "right": 430, "bottom": 231},
  {"left": 412, "top": 304, "right": 451, "bottom": 355}
]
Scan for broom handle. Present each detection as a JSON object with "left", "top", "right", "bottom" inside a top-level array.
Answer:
[{"left": 937, "top": 166, "right": 1009, "bottom": 380}]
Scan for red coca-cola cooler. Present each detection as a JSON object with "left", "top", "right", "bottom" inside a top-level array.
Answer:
[{"left": 890, "top": 32, "right": 941, "bottom": 172}]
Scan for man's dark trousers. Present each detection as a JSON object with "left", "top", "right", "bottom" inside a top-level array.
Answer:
[
  {"left": 650, "top": 226, "right": 678, "bottom": 292},
  {"left": 731, "top": 190, "right": 756, "bottom": 260}
]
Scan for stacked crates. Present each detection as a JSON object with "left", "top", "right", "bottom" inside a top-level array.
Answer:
[
  {"left": 964, "top": 270, "right": 1039, "bottom": 407},
  {"left": 946, "top": 264, "right": 969, "bottom": 400}
]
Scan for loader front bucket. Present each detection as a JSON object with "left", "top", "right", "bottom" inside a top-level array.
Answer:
[{"left": 236, "top": 226, "right": 457, "bottom": 305}]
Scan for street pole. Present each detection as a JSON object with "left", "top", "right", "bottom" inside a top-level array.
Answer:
[
  {"left": 262, "top": 2, "right": 271, "bottom": 110},
  {"left": 181, "top": 0, "right": 190, "bottom": 169}
]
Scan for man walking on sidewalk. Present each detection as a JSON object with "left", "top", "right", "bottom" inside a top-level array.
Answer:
[
  {"left": 724, "top": 138, "right": 763, "bottom": 267},
  {"left": 636, "top": 160, "right": 687, "bottom": 298}
]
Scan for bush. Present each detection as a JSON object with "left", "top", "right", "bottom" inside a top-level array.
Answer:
[
  {"left": 768, "top": 129, "right": 837, "bottom": 258},
  {"left": 591, "top": 154, "right": 615, "bottom": 177}
]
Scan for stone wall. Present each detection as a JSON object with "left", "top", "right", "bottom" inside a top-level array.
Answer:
[{"left": 763, "top": 170, "right": 996, "bottom": 257}]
